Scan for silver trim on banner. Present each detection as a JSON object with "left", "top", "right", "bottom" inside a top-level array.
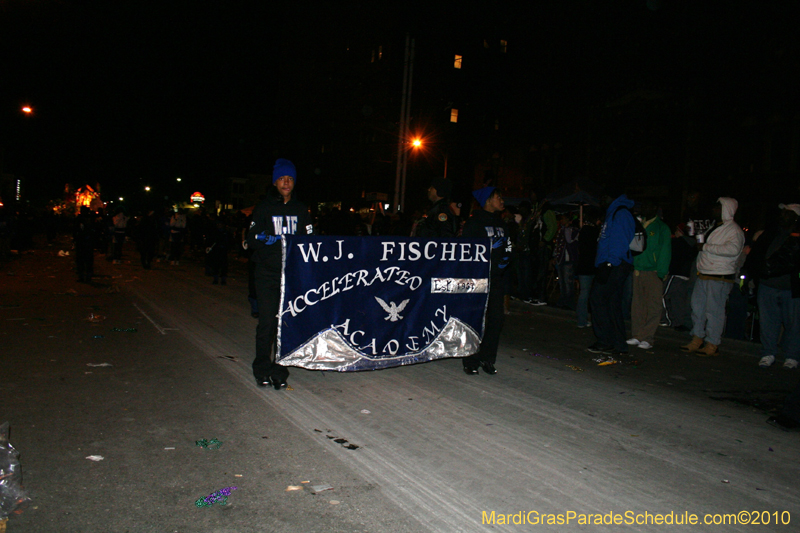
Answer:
[
  {"left": 276, "top": 235, "right": 287, "bottom": 357},
  {"left": 278, "top": 317, "right": 481, "bottom": 371},
  {"left": 430, "top": 278, "right": 489, "bottom": 294}
]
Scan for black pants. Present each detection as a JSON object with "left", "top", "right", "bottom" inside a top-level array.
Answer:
[
  {"left": 465, "top": 278, "right": 506, "bottom": 367},
  {"left": 139, "top": 241, "right": 156, "bottom": 269},
  {"left": 662, "top": 275, "right": 693, "bottom": 328},
  {"left": 252, "top": 266, "right": 289, "bottom": 381},
  {"left": 531, "top": 244, "right": 550, "bottom": 301},
  {"left": 516, "top": 251, "right": 533, "bottom": 300},
  {"left": 208, "top": 251, "right": 229, "bottom": 280},
  {"left": 782, "top": 378, "right": 800, "bottom": 423},
  {"left": 113, "top": 231, "right": 125, "bottom": 260},
  {"left": 75, "top": 241, "right": 94, "bottom": 282},
  {"left": 170, "top": 235, "right": 183, "bottom": 261},
  {"left": 590, "top": 261, "right": 633, "bottom": 352},
  {"left": 248, "top": 259, "right": 259, "bottom": 313}
]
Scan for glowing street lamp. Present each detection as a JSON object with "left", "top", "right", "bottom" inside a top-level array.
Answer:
[
  {"left": 144, "top": 186, "right": 151, "bottom": 192},
  {"left": 21, "top": 106, "right": 33, "bottom": 115},
  {"left": 412, "top": 135, "right": 449, "bottom": 178}
]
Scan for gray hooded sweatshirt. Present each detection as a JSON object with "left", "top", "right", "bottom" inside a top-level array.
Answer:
[{"left": 696, "top": 197, "right": 745, "bottom": 276}]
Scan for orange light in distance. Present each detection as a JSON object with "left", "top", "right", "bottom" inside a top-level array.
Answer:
[
  {"left": 411, "top": 138, "right": 422, "bottom": 148},
  {"left": 21, "top": 106, "right": 33, "bottom": 114}
]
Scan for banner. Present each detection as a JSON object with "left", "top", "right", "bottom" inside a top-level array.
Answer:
[{"left": 277, "top": 236, "right": 491, "bottom": 371}]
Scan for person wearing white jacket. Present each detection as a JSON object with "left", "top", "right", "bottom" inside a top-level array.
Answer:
[{"left": 681, "top": 197, "right": 745, "bottom": 356}]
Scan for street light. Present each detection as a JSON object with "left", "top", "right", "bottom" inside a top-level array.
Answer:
[
  {"left": 410, "top": 136, "right": 448, "bottom": 178},
  {"left": 144, "top": 186, "right": 151, "bottom": 192},
  {"left": 21, "top": 106, "right": 33, "bottom": 115}
]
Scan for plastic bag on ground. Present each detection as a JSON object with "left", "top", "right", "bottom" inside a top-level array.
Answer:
[{"left": 0, "top": 422, "right": 31, "bottom": 520}]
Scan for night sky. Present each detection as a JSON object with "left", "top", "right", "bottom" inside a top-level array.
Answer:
[{"left": 1, "top": 1, "right": 798, "bottom": 206}]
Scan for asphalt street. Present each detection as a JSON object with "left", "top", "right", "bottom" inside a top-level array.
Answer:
[{"left": 2, "top": 238, "right": 800, "bottom": 532}]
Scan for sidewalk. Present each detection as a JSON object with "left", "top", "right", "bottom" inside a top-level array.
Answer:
[{"left": 505, "top": 298, "right": 798, "bottom": 414}]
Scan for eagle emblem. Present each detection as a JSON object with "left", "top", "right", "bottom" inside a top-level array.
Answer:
[{"left": 374, "top": 297, "right": 410, "bottom": 322}]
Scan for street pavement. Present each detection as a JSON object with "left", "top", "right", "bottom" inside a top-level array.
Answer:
[{"left": 2, "top": 237, "right": 800, "bottom": 533}]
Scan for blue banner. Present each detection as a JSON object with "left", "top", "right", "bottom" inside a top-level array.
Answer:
[{"left": 277, "top": 236, "right": 491, "bottom": 371}]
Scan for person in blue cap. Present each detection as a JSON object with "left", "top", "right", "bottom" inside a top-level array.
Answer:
[
  {"left": 245, "top": 158, "right": 313, "bottom": 390},
  {"left": 461, "top": 186, "right": 512, "bottom": 375}
]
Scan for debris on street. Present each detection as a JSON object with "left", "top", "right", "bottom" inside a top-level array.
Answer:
[{"left": 195, "top": 487, "right": 237, "bottom": 507}]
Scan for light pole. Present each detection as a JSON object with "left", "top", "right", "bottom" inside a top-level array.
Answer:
[
  {"left": 399, "top": 137, "right": 424, "bottom": 211},
  {"left": 393, "top": 34, "right": 415, "bottom": 213}
]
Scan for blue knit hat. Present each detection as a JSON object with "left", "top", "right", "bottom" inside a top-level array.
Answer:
[
  {"left": 273, "top": 158, "right": 297, "bottom": 184},
  {"left": 472, "top": 186, "right": 496, "bottom": 208}
]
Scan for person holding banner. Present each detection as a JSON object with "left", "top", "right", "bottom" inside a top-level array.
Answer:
[
  {"left": 461, "top": 186, "right": 512, "bottom": 375},
  {"left": 246, "top": 158, "right": 314, "bottom": 390}
]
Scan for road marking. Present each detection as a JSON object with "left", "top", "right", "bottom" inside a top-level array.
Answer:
[{"left": 133, "top": 302, "right": 167, "bottom": 335}]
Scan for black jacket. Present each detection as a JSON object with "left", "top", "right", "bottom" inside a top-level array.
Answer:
[
  {"left": 462, "top": 209, "right": 512, "bottom": 278},
  {"left": 576, "top": 223, "right": 600, "bottom": 275},
  {"left": 747, "top": 224, "right": 800, "bottom": 297},
  {"left": 246, "top": 194, "right": 313, "bottom": 272},
  {"left": 415, "top": 199, "right": 459, "bottom": 238},
  {"left": 669, "top": 235, "right": 698, "bottom": 278}
]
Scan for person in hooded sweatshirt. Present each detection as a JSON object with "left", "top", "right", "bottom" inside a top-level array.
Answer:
[
  {"left": 587, "top": 193, "right": 635, "bottom": 357},
  {"left": 246, "top": 158, "right": 313, "bottom": 390},
  {"left": 461, "top": 186, "right": 512, "bottom": 375},
  {"left": 681, "top": 197, "right": 745, "bottom": 356}
]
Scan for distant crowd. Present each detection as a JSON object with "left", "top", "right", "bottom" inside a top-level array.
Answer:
[
  {"left": 1, "top": 186, "right": 798, "bottom": 372},
  {"left": 2, "top": 176, "right": 799, "bottom": 428}
]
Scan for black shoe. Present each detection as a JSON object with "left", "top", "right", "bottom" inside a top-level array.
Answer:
[
  {"left": 674, "top": 325, "right": 691, "bottom": 332},
  {"left": 463, "top": 365, "right": 479, "bottom": 375},
  {"left": 480, "top": 361, "right": 497, "bottom": 375},
  {"left": 269, "top": 376, "right": 288, "bottom": 390},
  {"left": 767, "top": 414, "right": 800, "bottom": 432},
  {"left": 255, "top": 375, "right": 270, "bottom": 387},
  {"left": 587, "top": 342, "right": 613, "bottom": 354}
]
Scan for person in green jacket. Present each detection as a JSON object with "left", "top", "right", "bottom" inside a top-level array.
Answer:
[{"left": 627, "top": 200, "right": 672, "bottom": 350}]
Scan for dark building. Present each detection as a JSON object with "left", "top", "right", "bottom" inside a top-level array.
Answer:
[{"left": 2, "top": 1, "right": 798, "bottom": 225}]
